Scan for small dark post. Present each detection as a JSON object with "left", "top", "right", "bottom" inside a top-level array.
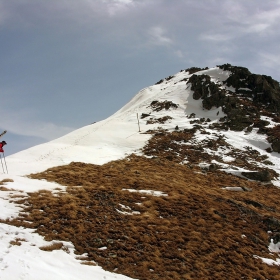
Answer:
[{"left": 137, "top": 113, "right": 141, "bottom": 132}]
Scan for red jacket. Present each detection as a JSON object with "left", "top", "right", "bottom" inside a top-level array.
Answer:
[{"left": 0, "top": 143, "right": 4, "bottom": 153}]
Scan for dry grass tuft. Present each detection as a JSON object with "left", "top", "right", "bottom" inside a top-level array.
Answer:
[
  {"left": 10, "top": 238, "right": 26, "bottom": 246},
  {"left": 0, "top": 178, "right": 14, "bottom": 184},
  {"left": 0, "top": 179, "right": 15, "bottom": 191},
  {"left": 75, "top": 255, "right": 90, "bottom": 260},
  {"left": 0, "top": 186, "right": 13, "bottom": 191},
  {"left": 39, "top": 242, "right": 64, "bottom": 251},
  {"left": 3, "top": 154, "right": 280, "bottom": 279},
  {"left": 81, "top": 261, "right": 97, "bottom": 266}
]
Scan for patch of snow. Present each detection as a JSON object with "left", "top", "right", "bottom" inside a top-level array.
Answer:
[
  {"left": 239, "top": 88, "right": 252, "bottom": 91},
  {"left": 0, "top": 224, "right": 133, "bottom": 280},
  {"left": 122, "top": 189, "right": 168, "bottom": 197},
  {"left": 260, "top": 115, "right": 278, "bottom": 128},
  {"left": 269, "top": 240, "right": 280, "bottom": 253},
  {"left": 222, "top": 187, "right": 245, "bottom": 191},
  {"left": 116, "top": 209, "right": 140, "bottom": 215},
  {"left": 254, "top": 255, "right": 280, "bottom": 266},
  {"left": 98, "top": 247, "right": 107, "bottom": 251},
  {"left": 116, "top": 204, "right": 141, "bottom": 215}
]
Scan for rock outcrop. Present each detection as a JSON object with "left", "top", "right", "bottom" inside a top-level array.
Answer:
[{"left": 186, "top": 64, "right": 280, "bottom": 152}]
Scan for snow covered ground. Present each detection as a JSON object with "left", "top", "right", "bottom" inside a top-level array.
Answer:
[{"left": 1, "top": 67, "right": 280, "bottom": 279}]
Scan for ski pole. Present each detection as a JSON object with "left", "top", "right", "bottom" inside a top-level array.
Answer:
[
  {"left": 0, "top": 153, "right": 5, "bottom": 174},
  {"left": 0, "top": 130, "right": 7, "bottom": 139},
  {"left": 3, "top": 152, "right": 8, "bottom": 174}
]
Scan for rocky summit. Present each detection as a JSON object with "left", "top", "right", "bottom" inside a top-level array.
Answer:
[{"left": 141, "top": 64, "right": 280, "bottom": 184}]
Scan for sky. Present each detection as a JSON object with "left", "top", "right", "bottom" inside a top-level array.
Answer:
[{"left": 1, "top": 0, "right": 280, "bottom": 156}]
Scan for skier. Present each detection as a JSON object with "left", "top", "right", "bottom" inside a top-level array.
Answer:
[{"left": 0, "top": 141, "right": 7, "bottom": 153}]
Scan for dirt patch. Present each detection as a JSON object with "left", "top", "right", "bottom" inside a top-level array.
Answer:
[{"left": 2, "top": 154, "right": 280, "bottom": 279}]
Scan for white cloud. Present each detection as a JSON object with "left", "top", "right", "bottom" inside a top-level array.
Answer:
[
  {"left": 199, "top": 0, "right": 280, "bottom": 46},
  {"left": 257, "top": 52, "right": 280, "bottom": 69},
  {"left": 0, "top": 0, "right": 137, "bottom": 27},
  {"left": 246, "top": 23, "right": 270, "bottom": 34},
  {"left": 0, "top": 2, "right": 9, "bottom": 25},
  {"left": 248, "top": 8, "right": 280, "bottom": 35},
  {"left": 225, "top": 1, "right": 280, "bottom": 35},
  {"left": 199, "top": 33, "right": 233, "bottom": 42},
  {"left": 174, "top": 50, "right": 184, "bottom": 58},
  {"left": 101, "top": 0, "right": 135, "bottom": 16},
  {"left": 0, "top": 110, "right": 74, "bottom": 140},
  {"left": 110, "top": 0, "right": 133, "bottom": 3},
  {"left": 148, "top": 26, "right": 173, "bottom": 46}
]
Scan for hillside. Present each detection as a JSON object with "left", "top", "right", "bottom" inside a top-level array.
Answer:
[{"left": 1, "top": 64, "right": 280, "bottom": 279}]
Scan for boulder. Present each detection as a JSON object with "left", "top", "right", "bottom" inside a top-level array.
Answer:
[
  {"left": 241, "top": 170, "right": 272, "bottom": 182},
  {"left": 271, "top": 140, "right": 280, "bottom": 153},
  {"left": 141, "top": 113, "right": 150, "bottom": 119},
  {"left": 208, "top": 163, "right": 218, "bottom": 172}
]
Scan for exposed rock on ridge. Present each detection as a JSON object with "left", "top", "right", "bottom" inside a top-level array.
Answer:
[{"left": 186, "top": 63, "right": 280, "bottom": 151}]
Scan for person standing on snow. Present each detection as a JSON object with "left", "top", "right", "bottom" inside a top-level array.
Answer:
[{"left": 0, "top": 141, "right": 7, "bottom": 153}]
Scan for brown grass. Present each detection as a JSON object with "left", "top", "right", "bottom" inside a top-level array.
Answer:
[
  {"left": 10, "top": 238, "right": 26, "bottom": 246},
  {"left": 2, "top": 153, "right": 280, "bottom": 279},
  {"left": 0, "top": 186, "right": 13, "bottom": 191},
  {"left": 81, "top": 261, "right": 97, "bottom": 266},
  {"left": 39, "top": 242, "right": 64, "bottom": 251},
  {"left": 0, "top": 178, "right": 14, "bottom": 184},
  {"left": 0, "top": 178, "right": 15, "bottom": 191}
]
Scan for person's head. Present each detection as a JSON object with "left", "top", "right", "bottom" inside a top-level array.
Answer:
[{"left": 1, "top": 141, "right": 7, "bottom": 145}]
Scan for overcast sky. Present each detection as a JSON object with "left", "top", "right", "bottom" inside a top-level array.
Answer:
[{"left": 1, "top": 0, "right": 280, "bottom": 155}]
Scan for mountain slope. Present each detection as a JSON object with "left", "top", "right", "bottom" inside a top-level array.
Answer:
[
  {"left": 1, "top": 64, "right": 280, "bottom": 279},
  {"left": 5, "top": 66, "right": 230, "bottom": 175},
  {"left": 7, "top": 64, "right": 280, "bottom": 178}
]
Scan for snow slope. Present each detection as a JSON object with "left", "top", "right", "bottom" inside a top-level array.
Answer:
[{"left": 1, "top": 67, "right": 280, "bottom": 279}]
